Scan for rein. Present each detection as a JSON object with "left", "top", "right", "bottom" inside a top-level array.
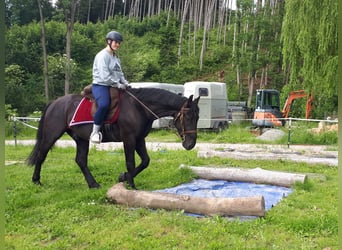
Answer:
[
  {"left": 125, "top": 90, "right": 160, "bottom": 119},
  {"left": 126, "top": 89, "right": 196, "bottom": 140}
]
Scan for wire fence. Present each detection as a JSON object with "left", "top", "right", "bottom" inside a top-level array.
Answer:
[
  {"left": 7, "top": 116, "right": 41, "bottom": 146},
  {"left": 6, "top": 115, "right": 338, "bottom": 147},
  {"left": 12, "top": 116, "right": 40, "bottom": 129}
]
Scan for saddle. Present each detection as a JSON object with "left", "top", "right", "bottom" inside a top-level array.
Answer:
[{"left": 81, "top": 84, "right": 120, "bottom": 121}]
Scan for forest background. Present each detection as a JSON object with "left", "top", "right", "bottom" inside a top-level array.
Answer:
[{"left": 4, "top": 0, "right": 338, "bottom": 119}]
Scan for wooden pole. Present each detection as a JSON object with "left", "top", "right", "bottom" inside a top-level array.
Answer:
[
  {"left": 181, "top": 166, "right": 307, "bottom": 188},
  {"left": 106, "top": 183, "right": 265, "bottom": 217}
]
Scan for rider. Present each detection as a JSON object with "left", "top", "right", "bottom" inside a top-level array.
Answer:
[{"left": 90, "top": 31, "right": 129, "bottom": 144}]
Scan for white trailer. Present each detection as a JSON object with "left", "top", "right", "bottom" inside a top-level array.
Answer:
[
  {"left": 130, "top": 82, "right": 184, "bottom": 128},
  {"left": 183, "top": 81, "right": 229, "bottom": 131}
]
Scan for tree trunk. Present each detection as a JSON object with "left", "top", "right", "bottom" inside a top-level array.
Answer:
[
  {"left": 183, "top": 166, "right": 307, "bottom": 188},
  {"left": 187, "top": 0, "right": 193, "bottom": 56},
  {"left": 108, "top": 0, "right": 116, "bottom": 18},
  {"left": 37, "top": 0, "right": 49, "bottom": 101},
  {"left": 217, "top": 0, "right": 226, "bottom": 43},
  {"left": 106, "top": 183, "right": 265, "bottom": 217},
  {"left": 247, "top": 72, "right": 255, "bottom": 107},
  {"left": 177, "top": 0, "right": 190, "bottom": 65},
  {"left": 192, "top": 0, "right": 199, "bottom": 55},
  {"left": 236, "top": 64, "right": 241, "bottom": 98},
  {"left": 65, "top": 0, "right": 77, "bottom": 95},
  {"left": 87, "top": 0, "right": 92, "bottom": 23},
  {"left": 157, "top": 0, "right": 161, "bottom": 15},
  {"left": 104, "top": 0, "right": 109, "bottom": 20},
  {"left": 197, "top": 0, "right": 204, "bottom": 30},
  {"left": 199, "top": 0, "right": 215, "bottom": 71},
  {"left": 166, "top": 0, "right": 173, "bottom": 25}
]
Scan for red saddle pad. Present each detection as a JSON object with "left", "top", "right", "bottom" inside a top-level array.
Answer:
[{"left": 69, "top": 97, "right": 120, "bottom": 127}]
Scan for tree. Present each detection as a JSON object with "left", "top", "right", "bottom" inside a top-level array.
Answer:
[
  {"left": 5, "top": 65, "right": 26, "bottom": 113},
  {"left": 177, "top": 0, "right": 190, "bottom": 65},
  {"left": 199, "top": 0, "right": 216, "bottom": 71},
  {"left": 282, "top": 0, "right": 338, "bottom": 116},
  {"left": 5, "top": 0, "right": 54, "bottom": 27},
  {"left": 5, "top": 64, "right": 46, "bottom": 115},
  {"left": 57, "top": 0, "right": 78, "bottom": 95},
  {"left": 158, "top": 21, "right": 177, "bottom": 68},
  {"left": 4, "top": 1, "right": 337, "bottom": 117},
  {"left": 37, "top": 0, "right": 49, "bottom": 101},
  {"left": 47, "top": 53, "right": 78, "bottom": 99}
]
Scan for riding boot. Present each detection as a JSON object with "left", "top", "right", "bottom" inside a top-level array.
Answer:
[{"left": 90, "top": 124, "right": 102, "bottom": 144}]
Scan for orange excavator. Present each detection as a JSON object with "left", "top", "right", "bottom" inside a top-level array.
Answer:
[{"left": 252, "top": 89, "right": 314, "bottom": 127}]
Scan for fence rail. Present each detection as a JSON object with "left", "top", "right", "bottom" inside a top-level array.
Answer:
[{"left": 8, "top": 115, "right": 338, "bottom": 147}]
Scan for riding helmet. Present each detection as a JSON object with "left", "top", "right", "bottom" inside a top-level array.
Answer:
[{"left": 105, "top": 31, "right": 123, "bottom": 43}]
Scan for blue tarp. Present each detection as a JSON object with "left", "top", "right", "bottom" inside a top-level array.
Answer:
[{"left": 156, "top": 179, "right": 293, "bottom": 218}]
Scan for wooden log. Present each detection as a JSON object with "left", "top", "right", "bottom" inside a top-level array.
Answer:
[
  {"left": 106, "top": 183, "right": 265, "bottom": 217},
  {"left": 181, "top": 165, "right": 307, "bottom": 188}
]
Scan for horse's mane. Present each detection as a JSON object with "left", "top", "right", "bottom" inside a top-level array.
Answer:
[{"left": 128, "top": 87, "right": 187, "bottom": 108}]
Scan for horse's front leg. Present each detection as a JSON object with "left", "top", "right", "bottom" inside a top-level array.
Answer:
[
  {"left": 118, "top": 140, "right": 137, "bottom": 189},
  {"left": 118, "top": 139, "right": 150, "bottom": 189},
  {"left": 132, "top": 138, "right": 150, "bottom": 178}
]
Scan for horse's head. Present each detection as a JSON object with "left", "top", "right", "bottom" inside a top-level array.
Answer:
[{"left": 173, "top": 95, "right": 200, "bottom": 150}]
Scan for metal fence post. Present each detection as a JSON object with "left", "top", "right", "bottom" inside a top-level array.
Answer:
[
  {"left": 13, "top": 116, "right": 17, "bottom": 146},
  {"left": 287, "top": 118, "right": 291, "bottom": 148}
]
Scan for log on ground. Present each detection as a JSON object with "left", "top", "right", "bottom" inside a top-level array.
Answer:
[
  {"left": 106, "top": 183, "right": 265, "bottom": 217},
  {"left": 181, "top": 165, "right": 306, "bottom": 187}
]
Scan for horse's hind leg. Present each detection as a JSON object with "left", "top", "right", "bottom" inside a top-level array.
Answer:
[
  {"left": 29, "top": 101, "right": 69, "bottom": 185},
  {"left": 31, "top": 134, "right": 63, "bottom": 185},
  {"left": 74, "top": 138, "right": 100, "bottom": 188},
  {"left": 32, "top": 157, "right": 45, "bottom": 185}
]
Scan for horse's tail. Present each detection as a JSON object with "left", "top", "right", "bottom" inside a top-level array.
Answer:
[{"left": 27, "top": 102, "right": 52, "bottom": 166}]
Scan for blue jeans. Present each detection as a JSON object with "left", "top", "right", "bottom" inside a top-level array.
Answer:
[{"left": 92, "top": 84, "right": 110, "bottom": 126}]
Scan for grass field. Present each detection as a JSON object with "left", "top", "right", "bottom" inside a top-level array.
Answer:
[{"left": 5, "top": 141, "right": 338, "bottom": 249}]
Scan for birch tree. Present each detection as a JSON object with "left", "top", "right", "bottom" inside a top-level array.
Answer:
[
  {"left": 246, "top": 0, "right": 261, "bottom": 107},
  {"left": 199, "top": 0, "right": 215, "bottom": 70},
  {"left": 177, "top": 0, "right": 190, "bottom": 65}
]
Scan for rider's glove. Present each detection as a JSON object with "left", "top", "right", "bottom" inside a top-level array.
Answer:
[
  {"left": 117, "top": 83, "right": 127, "bottom": 90},
  {"left": 119, "top": 79, "right": 130, "bottom": 89}
]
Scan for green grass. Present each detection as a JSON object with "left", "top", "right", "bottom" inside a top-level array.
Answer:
[{"left": 5, "top": 145, "right": 338, "bottom": 249}]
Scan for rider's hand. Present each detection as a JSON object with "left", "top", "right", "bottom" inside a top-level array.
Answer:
[
  {"left": 117, "top": 83, "right": 127, "bottom": 90},
  {"left": 120, "top": 79, "right": 130, "bottom": 89}
]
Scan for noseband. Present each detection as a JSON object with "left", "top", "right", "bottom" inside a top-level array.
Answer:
[{"left": 174, "top": 106, "right": 197, "bottom": 141}]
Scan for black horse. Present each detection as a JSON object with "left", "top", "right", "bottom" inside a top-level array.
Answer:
[{"left": 28, "top": 87, "right": 200, "bottom": 189}]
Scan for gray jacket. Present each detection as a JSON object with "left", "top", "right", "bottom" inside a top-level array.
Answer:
[{"left": 92, "top": 48, "right": 128, "bottom": 87}]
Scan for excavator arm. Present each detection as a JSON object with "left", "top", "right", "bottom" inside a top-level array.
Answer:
[{"left": 282, "top": 90, "right": 314, "bottom": 119}]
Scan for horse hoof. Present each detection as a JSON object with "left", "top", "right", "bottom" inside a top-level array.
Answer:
[
  {"left": 32, "top": 180, "right": 42, "bottom": 186},
  {"left": 89, "top": 183, "right": 101, "bottom": 189},
  {"left": 118, "top": 172, "right": 127, "bottom": 182}
]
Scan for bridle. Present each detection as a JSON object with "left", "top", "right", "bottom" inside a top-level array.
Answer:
[
  {"left": 174, "top": 105, "right": 197, "bottom": 141},
  {"left": 126, "top": 90, "right": 197, "bottom": 141}
]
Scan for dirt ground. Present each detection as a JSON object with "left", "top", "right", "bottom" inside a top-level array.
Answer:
[{"left": 5, "top": 140, "right": 338, "bottom": 167}]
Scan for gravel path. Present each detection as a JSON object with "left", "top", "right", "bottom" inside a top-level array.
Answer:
[{"left": 5, "top": 140, "right": 338, "bottom": 166}]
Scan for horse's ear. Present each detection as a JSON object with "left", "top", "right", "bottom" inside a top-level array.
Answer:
[
  {"left": 187, "top": 95, "right": 200, "bottom": 106},
  {"left": 194, "top": 96, "right": 200, "bottom": 104},
  {"left": 188, "top": 95, "right": 194, "bottom": 102}
]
